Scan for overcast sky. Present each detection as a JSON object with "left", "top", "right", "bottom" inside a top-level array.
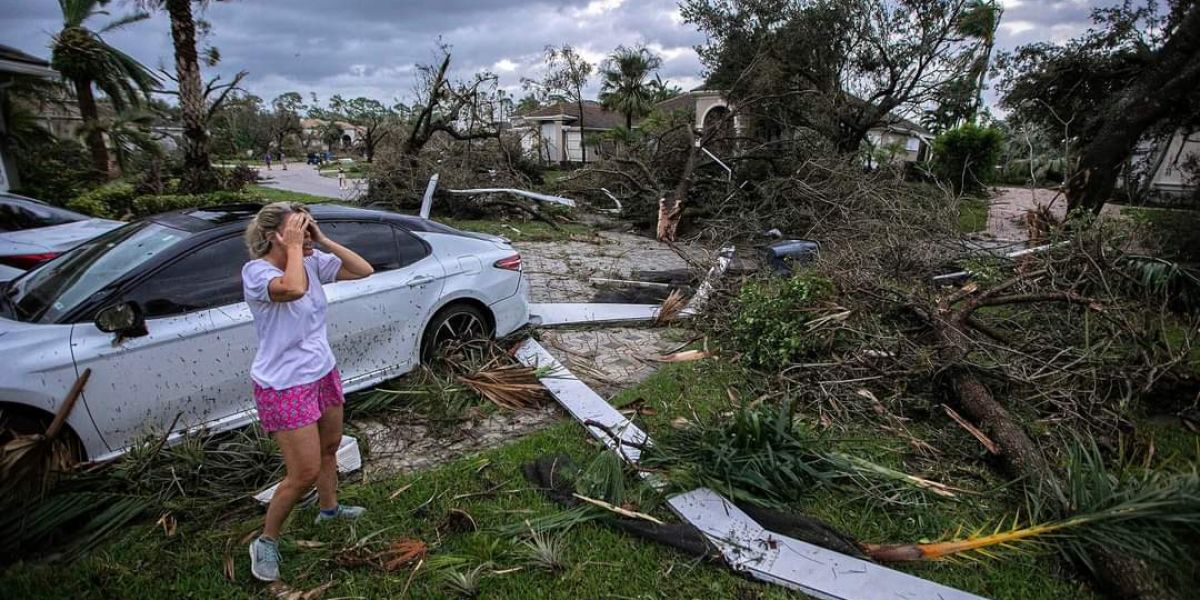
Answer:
[{"left": 2, "top": 0, "right": 1111, "bottom": 109}]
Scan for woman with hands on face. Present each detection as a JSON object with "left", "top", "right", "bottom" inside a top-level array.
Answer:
[{"left": 240, "top": 202, "right": 373, "bottom": 582}]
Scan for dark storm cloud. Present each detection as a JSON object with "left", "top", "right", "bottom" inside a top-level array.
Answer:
[{"left": 1, "top": 0, "right": 1117, "bottom": 108}]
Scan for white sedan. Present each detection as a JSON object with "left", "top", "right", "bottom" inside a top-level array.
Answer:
[{"left": 0, "top": 203, "right": 529, "bottom": 462}]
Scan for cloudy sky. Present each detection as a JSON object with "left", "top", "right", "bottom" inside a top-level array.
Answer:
[{"left": 3, "top": 0, "right": 1111, "bottom": 109}]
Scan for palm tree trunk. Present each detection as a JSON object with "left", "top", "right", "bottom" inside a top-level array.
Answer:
[
  {"left": 166, "top": 0, "right": 216, "bottom": 193},
  {"left": 626, "top": 112, "right": 632, "bottom": 130},
  {"left": 72, "top": 77, "right": 110, "bottom": 176}
]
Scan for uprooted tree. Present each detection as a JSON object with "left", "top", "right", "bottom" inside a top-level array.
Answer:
[
  {"left": 999, "top": 0, "right": 1200, "bottom": 214},
  {"left": 682, "top": 0, "right": 988, "bottom": 154}
]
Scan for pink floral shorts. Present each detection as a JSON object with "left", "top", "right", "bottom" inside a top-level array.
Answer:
[{"left": 253, "top": 367, "right": 344, "bottom": 432}]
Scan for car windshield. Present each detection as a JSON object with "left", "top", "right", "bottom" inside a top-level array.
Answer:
[{"left": 3, "top": 221, "right": 189, "bottom": 323}]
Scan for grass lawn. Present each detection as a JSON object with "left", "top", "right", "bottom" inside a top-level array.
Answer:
[
  {"left": 958, "top": 196, "right": 989, "bottom": 233},
  {"left": 2, "top": 358, "right": 1097, "bottom": 600},
  {"left": 246, "top": 185, "right": 333, "bottom": 205}
]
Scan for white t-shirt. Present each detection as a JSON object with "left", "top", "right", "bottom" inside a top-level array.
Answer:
[{"left": 242, "top": 250, "right": 343, "bottom": 390}]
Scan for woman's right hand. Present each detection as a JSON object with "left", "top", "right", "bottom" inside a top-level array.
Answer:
[{"left": 274, "top": 213, "right": 309, "bottom": 250}]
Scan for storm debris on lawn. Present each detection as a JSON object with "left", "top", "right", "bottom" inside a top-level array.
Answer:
[
  {"left": 456, "top": 358, "right": 548, "bottom": 411},
  {"left": 337, "top": 537, "right": 429, "bottom": 572}
]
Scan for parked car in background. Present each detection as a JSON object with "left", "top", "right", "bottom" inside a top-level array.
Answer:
[
  {"left": 0, "top": 203, "right": 529, "bottom": 463},
  {"left": 0, "top": 192, "right": 122, "bottom": 280}
]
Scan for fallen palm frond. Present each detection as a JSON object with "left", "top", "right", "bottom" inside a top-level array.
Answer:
[
  {"left": 641, "top": 400, "right": 836, "bottom": 506},
  {"left": 821, "top": 452, "right": 964, "bottom": 501},
  {"left": 655, "top": 289, "right": 687, "bottom": 324},
  {"left": 337, "top": 537, "right": 429, "bottom": 572},
  {"left": 0, "top": 491, "right": 152, "bottom": 563},
  {"left": 0, "top": 369, "right": 91, "bottom": 498},
  {"left": 456, "top": 357, "right": 547, "bottom": 411},
  {"left": 861, "top": 439, "right": 1200, "bottom": 568}
]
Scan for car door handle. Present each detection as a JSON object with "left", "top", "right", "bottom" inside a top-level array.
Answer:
[{"left": 405, "top": 275, "right": 435, "bottom": 286}]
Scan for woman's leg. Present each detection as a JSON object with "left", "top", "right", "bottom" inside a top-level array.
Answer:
[
  {"left": 314, "top": 404, "right": 344, "bottom": 511},
  {"left": 263, "top": 424, "right": 321, "bottom": 539}
]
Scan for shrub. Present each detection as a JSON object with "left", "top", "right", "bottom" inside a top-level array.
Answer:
[
  {"left": 730, "top": 274, "right": 835, "bottom": 370},
  {"left": 11, "top": 138, "right": 103, "bottom": 204},
  {"left": 131, "top": 191, "right": 256, "bottom": 217},
  {"left": 931, "top": 124, "right": 1004, "bottom": 195},
  {"left": 67, "top": 182, "right": 139, "bottom": 219}
]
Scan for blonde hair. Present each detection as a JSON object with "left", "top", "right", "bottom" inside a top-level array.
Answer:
[{"left": 245, "top": 202, "right": 311, "bottom": 258}]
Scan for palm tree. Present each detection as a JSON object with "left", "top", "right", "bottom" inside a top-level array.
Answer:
[
  {"left": 955, "top": 0, "right": 1003, "bottom": 123},
  {"left": 140, "top": 0, "right": 215, "bottom": 192},
  {"left": 50, "top": 0, "right": 158, "bottom": 176},
  {"left": 598, "top": 46, "right": 663, "bottom": 130}
]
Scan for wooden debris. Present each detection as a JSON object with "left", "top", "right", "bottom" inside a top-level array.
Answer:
[
  {"left": 654, "top": 350, "right": 715, "bottom": 363},
  {"left": 572, "top": 493, "right": 664, "bottom": 524},
  {"left": 942, "top": 405, "right": 1000, "bottom": 454}
]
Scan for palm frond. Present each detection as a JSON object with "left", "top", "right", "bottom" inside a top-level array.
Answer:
[
  {"left": 98, "top": 10, "right": 150, "bottom": 33},
  {"left": 862, "top": 438, "right": 1200, "bottom": 569}
]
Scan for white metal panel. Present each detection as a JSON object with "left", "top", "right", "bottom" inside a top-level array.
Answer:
[
  {"left": 668, "top": 488, "right": 990, "bottom": 600},
  {"left": 528, "top": 302, "right": 661, "bottom": 327},
  {"left": 514, "top": 338, "right": 648, "bottom": 464}
]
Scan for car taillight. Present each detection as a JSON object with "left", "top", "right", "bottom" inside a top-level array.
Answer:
[
  {"left": 493, "top": 254, "right": 522, "bottom": 271},
  {"left": 0, "top": 252, "right": 59, "bottom": 269}
]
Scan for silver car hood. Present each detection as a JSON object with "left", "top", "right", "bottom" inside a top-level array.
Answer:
[{"left": 0, "top": 218, "right": 123, "bottom": 254}]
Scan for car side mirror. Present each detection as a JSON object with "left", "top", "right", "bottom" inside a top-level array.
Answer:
[{"left": 95, "top": 302, "right": 147, "bottom": 337}]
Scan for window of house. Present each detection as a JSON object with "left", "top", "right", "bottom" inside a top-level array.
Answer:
[
  {"left": 905, "top": 137, "right": 921, "bottom": 152},
  {"left": 121, "top": 235, "right": 246, "bottom": 318}
]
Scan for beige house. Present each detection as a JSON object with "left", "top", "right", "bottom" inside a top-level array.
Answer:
[
  {"left": 514, "top": 89, "right": 931, "bottom": 166},
  {"left": 300, "top": 118, "right": 365, "bottom": 152},
  {"left": 515, "top": 101, "right": 621, "bottom": 163}
]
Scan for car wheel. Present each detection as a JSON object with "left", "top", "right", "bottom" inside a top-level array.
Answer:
[
  {"left": 421, "top": 303, "right": 492, "bottom": 363},
  {"left": 0, "top": 405, "right": 86, "bottom": 464}
]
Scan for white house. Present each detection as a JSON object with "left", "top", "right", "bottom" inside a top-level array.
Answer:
[{"left": 1134, "top": 129, "right": 1200, "bottom": 198}]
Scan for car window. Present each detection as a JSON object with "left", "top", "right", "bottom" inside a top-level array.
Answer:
[
  {"left": 0, "top": 198, "right": 85, "bottom": 231},
  {"left": 122, "top": 235, "right": 247, "bottom": 318},
  {"left": 395, "top": 228, "right": 430, "bottom": 267},
  {"left": 320, "top": 221, "right": 400, "bottom": 272},
  {"left": 5, "top": 222, "right": 189, "bottom": 323}
]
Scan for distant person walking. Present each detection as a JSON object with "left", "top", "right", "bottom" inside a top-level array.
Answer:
[
  {"left": 280, "top": 151, "right": 287, "bottom": 171},
  {"left": 242, "top": 203, "right": 375, "bottom": 582},
  {"left": 337, "top": 165, "right": 347, "bottom": 190},
  {"left": 264, "top": 152, "right": 272, "bottom": 171}
]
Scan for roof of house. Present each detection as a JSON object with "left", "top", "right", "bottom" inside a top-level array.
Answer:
[
  {"left": 300, "top": 118, "right": 365, "bottom": 132},
  {"left": 0, "top": 44, "right": 56, "bottom": 78},
  {"left": 519, "top": 100, "right": 629, "bottom": 130}
]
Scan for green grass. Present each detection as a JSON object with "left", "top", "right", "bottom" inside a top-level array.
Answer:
[
  {"left": 442, "top": 219, "right": 597, "bottom": 243},
  {"left": 246, "top": 185, "right": 333, "bottom": 205},
  {"left": 1, "top": 360, "right": 1099, "bottom": 599},
  {"left": 958, "top": 196, "right": 989, "bottom": 233}
]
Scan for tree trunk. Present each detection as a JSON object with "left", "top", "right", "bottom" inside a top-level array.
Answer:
[
  {"left": 72, "top": 77, "right": 110, "bottom": 177},
  {"left": 166, "top": 0, "right": 217, "bottom": 193},
  {"left": 656, "top": 127, "right": 698, "bottom": 242},
  {"left": 626, "top": 111, "right": 632, "bottom": 131},
  {"left": 1066, "top": 4, "right": 1200, "bottom": 214},
  {"left": 577, "top": 97, "right": 586, "bottom": 164},
  {"left": 933, "top": 306, "right": 1170, "bottom": 600}
]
